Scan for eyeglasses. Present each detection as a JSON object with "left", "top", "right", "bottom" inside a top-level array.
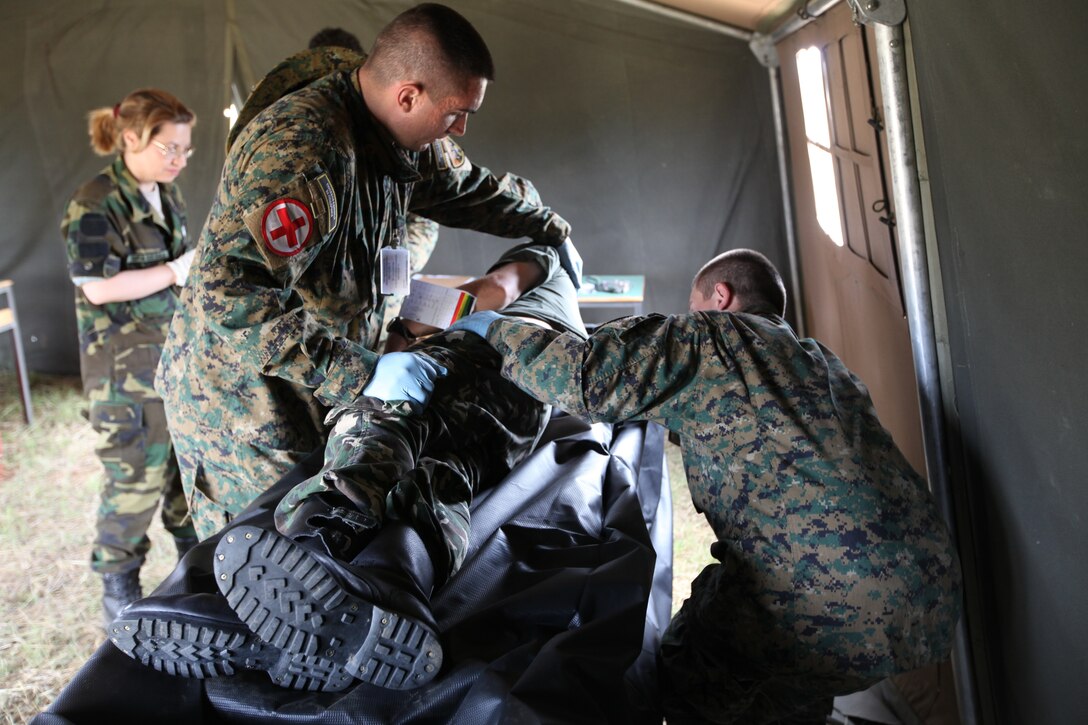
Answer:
[{"left": 150, "top": 139, "right": 195, "bottom": 160}]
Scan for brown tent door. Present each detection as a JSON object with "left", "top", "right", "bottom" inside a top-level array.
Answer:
[{"left": 777, "top": 2, "right": 925, "bottom": 475}]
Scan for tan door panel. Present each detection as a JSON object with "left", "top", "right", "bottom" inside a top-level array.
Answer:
[{"left": 777, "top": 2, "right": 924, "bottom": 475}]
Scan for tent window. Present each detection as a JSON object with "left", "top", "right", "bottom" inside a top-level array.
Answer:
[{"left": 795, "top": 46, "right": 844, "bottom": 247}]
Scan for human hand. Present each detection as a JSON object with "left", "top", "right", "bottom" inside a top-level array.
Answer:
[
  {"left": 445, "top": 310, "right": 503, "bottom": 339},
  {"left": 362, "top": 351, "right": 448, "bottom": 412},
  {"left": 556, "top": 238, "right": 583, "bottom": 288},
  {"left": 165, "top": 248, "right": 197, "bottom": 286}
]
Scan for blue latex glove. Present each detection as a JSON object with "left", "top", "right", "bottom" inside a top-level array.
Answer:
[
  {"left": 555, "top": 238, "right": 583, "bottom": 288},
  {"left": 362, "top": 352, "right": 448, "bottom": 412},
  {"left": 445, "top": 310, "right": 503, "bottom": 339}
]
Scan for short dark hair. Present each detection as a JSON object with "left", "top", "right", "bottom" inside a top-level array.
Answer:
[
  {"left": 366, "top": 3, "right": 495, "bottom": 96},
  {"left": 308, "top": 27, "right": 364, "bottom": 52},
  {"left": 693, "top": 249, "right": 787, "bottom": 317}
]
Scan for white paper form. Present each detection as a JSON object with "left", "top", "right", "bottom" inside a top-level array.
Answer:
[{"left": 400, "top": 279, "right": 476, "bottom": 328}]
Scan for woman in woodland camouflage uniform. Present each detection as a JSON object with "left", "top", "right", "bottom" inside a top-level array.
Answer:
[{"left": 61, "top": 88, "right": 199, "bottom": 625}]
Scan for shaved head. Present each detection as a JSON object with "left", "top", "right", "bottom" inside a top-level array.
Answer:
[
  {"left": 365, "top": 3, "right": 494, "bottom": 99},
  {"left": 692, "top": 249, "right": 787, "bottom": 317}
]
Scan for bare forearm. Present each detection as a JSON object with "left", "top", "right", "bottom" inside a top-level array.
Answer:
[
  {"left": 459, "top": 261, "right": 543, "bottom": 312},
  {"left": 81, "top": 265, "right": 176, "bottom": 304}
]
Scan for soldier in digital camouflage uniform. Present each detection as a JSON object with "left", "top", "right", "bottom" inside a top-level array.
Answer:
[
  {"left": 156, "top": 4, "right": 579, "bottom": 540},
  {"left": 446, "top": 248, "right": 963, "bottom": 723},
  {"left": 62, "top": 88, "right": 200, "bottom": 624},
  {"left": 223, "top": 29, "right": 441, "bottom": 340},
  {"left": 112, "top": 243, "right": 586, "bottom": 692}
]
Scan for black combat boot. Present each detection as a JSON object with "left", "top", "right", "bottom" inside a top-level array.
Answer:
[
  {"left": 173, "top": 535, "right": 200, "bottom": 562},
  {"left": 102, "top": 569, "right": 142, "bottom": 627},
  {"left": 275, "top": 491, "right": 380, "bottom": 561},
  {"left": 215, "top": 524, "right": 442, "bottom": 691},
  {"left": 108, "top": 592, "right": 354, "bottom": 692}
]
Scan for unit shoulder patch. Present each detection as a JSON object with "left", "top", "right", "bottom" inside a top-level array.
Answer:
[
  {"left": 308, "top": 173, "right": 339, "bottom": 232},
  {"left": 432, "top": 138, "right": 467, "bottom": 172}
]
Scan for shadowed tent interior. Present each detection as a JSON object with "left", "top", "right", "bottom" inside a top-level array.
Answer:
[{"left": 3, "top": 1, "right": 1088, "bottom": 723}]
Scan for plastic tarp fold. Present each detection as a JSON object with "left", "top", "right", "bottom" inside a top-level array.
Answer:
[{"left": 34, "top": 417, "right": 672, "bottom": 724}]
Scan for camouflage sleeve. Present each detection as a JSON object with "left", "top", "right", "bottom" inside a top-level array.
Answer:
[
  {"left": 200, "top": 122, "right": 380, "bottom": 406},
  {"left": 404, "top": 213, "right": 439, "bottom": 273},
  {"left": 61, "top": 185, "right": 123, "bottom": 287},
  {"left": 408, "top": 139, "right": 570, "bottom": 246},
  {"left": 486, "top": 313, "right": 715, "bottom": 421}
]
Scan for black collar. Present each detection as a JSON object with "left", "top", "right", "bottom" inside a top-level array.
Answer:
[{"left": 340, "top": 69, "right": 422, "bottom": 184}]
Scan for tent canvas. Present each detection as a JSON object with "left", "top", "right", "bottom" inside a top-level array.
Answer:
[
  {"left": 2, "top": 0, "right": 783, "bottom": 375},
  {"left": 5, "top": 0, "right": 1088, "bottom": 722}
]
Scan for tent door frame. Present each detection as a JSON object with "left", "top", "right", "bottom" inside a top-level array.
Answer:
[{"left": 755, "top": 0, "right": 983, "bottom": 722}]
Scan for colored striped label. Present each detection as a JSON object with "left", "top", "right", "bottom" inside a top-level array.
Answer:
[{"left": 448, "top": 291, "right": 475, "bottom": 324}]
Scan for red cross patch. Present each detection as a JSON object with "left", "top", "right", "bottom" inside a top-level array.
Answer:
[{"left": 261, "top": 198, "right": 313, "bottom": 257}]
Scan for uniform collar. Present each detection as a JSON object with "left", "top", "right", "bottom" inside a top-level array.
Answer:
[
  {"left": 344, "top": 69, "right": 422, "bottom": 184},
  {"left": 108, "top": 155, "right": 157, "bottom": 225},
  {"left": 108, "top": 155, "right": 181, "bottom": 228}
]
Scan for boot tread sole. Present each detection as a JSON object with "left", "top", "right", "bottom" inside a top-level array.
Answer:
[
  {"left": 109, "top": 615, "right": 353, "bottom": 691},
  {"left": 214, "top": 524, "right": 442, "bottom": 690}
]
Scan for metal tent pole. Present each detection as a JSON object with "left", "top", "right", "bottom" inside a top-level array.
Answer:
[
  {"left": 767, "top": 64, "right": 806, "bottom": 333},
  {"left": 748, "top": 33, "right": 807, "bottom": 335},
  {"left": 609, "top": 0, "right": 753, "bottom": 40},
  {"left": 770, "top": 0, "right": 844, "bottom": 43},
  {"left": 860, "top": 2, "right": 981, "bottom": 721}
]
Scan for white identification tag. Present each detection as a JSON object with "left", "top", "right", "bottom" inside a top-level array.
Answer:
[{"left": 379, "top": 247, "right": 411, "bottom": 295}]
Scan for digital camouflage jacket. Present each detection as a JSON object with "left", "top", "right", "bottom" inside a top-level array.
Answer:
[
  {"left": 487, "top": 311, "right": 962, "bottom": 679},
  {"left": 224, "top": 44, "right": 440, "bottom": 325}
]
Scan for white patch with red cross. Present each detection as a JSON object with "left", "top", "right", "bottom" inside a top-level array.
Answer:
[{"left": 261, "top": 198, "right": 313, "bottom": 257}]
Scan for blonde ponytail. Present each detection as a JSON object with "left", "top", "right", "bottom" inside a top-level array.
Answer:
[{"left": 85, "top": 89, "right": 196, "bottom": 156}]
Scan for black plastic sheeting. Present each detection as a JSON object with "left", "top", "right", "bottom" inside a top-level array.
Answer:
[{"left": 34, "top": 417, "right": 672, "bottom": 724}]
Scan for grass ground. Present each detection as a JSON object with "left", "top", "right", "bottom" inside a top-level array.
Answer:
[
  {"left": 0, "top": 374, "right": 175, "bottom": 723},
  {"left": 0, "top": 373, "right": 714, "bottom": 723}
]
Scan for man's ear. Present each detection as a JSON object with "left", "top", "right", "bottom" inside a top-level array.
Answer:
[
  {"left": 714, "top": 281, "right": 735, "bottom": 311},
  {"left": 395, "top": 83, "right": 424, "bottom": 113}
]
